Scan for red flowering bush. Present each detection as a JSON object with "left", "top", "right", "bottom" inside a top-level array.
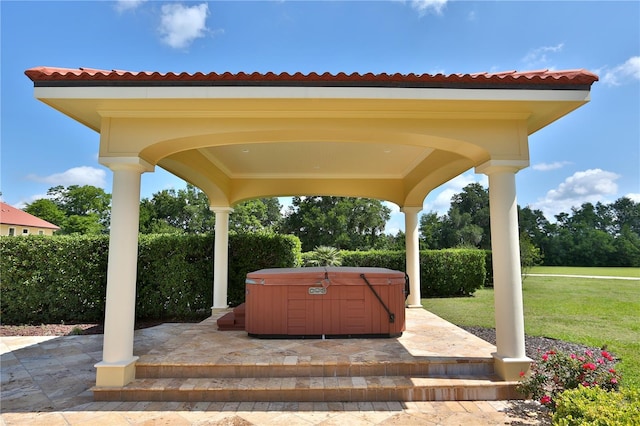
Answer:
[{"left": 516, "top": 348, "right": 620, "bottom": 411}]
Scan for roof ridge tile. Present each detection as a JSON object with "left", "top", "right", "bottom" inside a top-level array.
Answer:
[{"left": 24, "top": 67, "right": 599, "bottom": 87}]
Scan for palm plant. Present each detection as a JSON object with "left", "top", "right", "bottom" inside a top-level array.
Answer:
[{"left": 305, "top": 246, "right": 343, "bottom": 267}]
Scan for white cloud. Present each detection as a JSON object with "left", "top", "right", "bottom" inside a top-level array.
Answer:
[
  {"left": 114, "top": 0, "right": 147, "bottom": 13},
  {"left": 626, "top": 193, "right": 640, "bottom": 203},
  {"left": 532, "top": 161, "right": 572, "bottom": 171},
  {"left": 522, "top": 43, "right": 564, "bottom": 68},
  {"left": 531, "top": 168, "right": 620, "bottom": 219},
  {"left": 600, "top": 56, "right": 640, "bottom": 86},
  {"left": 159, "top": 3, "right": 209, "bottom": 49},
  {"left": 26, "top": 166, "right": 107, "bottom": 189},
  {"left": 410, "top": 0, "right": 448, "bottom": 16}
]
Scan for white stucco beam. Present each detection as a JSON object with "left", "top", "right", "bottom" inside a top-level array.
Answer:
[{"left": 33, "top": 86, "right": 592, "bottom": 103}]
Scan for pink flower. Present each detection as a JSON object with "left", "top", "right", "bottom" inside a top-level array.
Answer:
[
  {"left": 583, "top": 363, "right": 597, "bottom": 371},
  {"left": 519, "top": 371, "right": 526, "bottom": 378},
  {"left": 611, "top": 378, "right": 618, "bottom": 384},
  {"left": 585, "top": 350, "right": 593, "bottom": 357},
  {"left": 570, "top": 354, "right": 577, "bottom": 359},
  {"left": 582, "top": 381, "right": 591, "bottom": 387},
  {"left": 597, "top": 358, "right": 605, "bottom": 364},
  {"left": 602, "top": 351, "right": 614, "bottom": 361},
  {"left": 609, "top": 368, "right": 616, "bottom": 374},
  {"left": 540, "top": 395, "right": 552, "bottom": 405},
  {"left": 542, "top": 354, "right": 549, "bottom": 361}
]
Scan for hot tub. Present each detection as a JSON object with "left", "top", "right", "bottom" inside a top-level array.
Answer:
[{"left": 245, "top": 267, "right": 408, "bottom": 338}]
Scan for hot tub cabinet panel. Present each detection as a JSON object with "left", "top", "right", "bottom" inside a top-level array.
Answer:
[{"left": 245, "top": 267, "right": 407, "bottom": 338}]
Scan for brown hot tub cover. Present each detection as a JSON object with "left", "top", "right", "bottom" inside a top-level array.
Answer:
[{"left": 245, "top": 267, "right": 408, "bottom": 338}]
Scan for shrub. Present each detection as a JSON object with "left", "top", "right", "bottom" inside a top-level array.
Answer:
[
  {"left": 339, "top": 249, "right": 486, "bottom": 297},
  {"left": 227, "top": 232, "right": 302, "bottom": 306},
  {"left": 340, "top": 250, "right": 406, "bottom": 271},
  {"left": 0, "top": 233, "right": 302, "bottom": 323},
  {"left": 303, "top": 246, "right": 343, "bottom": 266},
  {"left": 553, "top": 386, "right": 640, "bottom": 425},
  {"left": 2, "top": 236, "right": 488, "bottom": 322},
  {"left": 421, "top": 249, "right": 486, "bottom": 297},
  {"left": 0, "top": 235, "right": 109, "bottom": 324},
  {"left": 517, "top": 348, "right": 621, "bottom": 411},
  {"left": 136, "top": 234, "right": 213, "bottom": 320}
]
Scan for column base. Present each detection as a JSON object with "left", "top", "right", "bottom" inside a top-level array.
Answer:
[
  {"left": 407, "top": 304, "right": 424, "bottom": 309},
  {"left": 95, "top": 356, "right": 139, "bottom": 387},
  {"left": 211, "top": 306, "right": 230, "bottom": 316},
  {"left": 492, "top": 353, "right": 532, "bottom": 381}
]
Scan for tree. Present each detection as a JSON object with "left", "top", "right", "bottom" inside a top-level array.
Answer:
[
  {"left": 419, "top": 212, "right": 444, "bottom": 249},
  {"left": 140, "top": 186, "right": 282, "bottom": 234},
  {"left": 433, "top": 183, "right": 491, "bottom": 249},
  {"left": 518, "top": 206, "right": 551, "bottom": 261},
  {"left": 520, "top": 232, "right": 543, "bottom": 277},
  {"left": 280, "top": 196, "right": 391, "bottom": 251},
  {"left": 25, "top": 185, "right": 111, "bottom": 234},
  {"left": 23, "top": 199, "right": 66, "bottom": 229},
  {"left": 375, "top": 231, "right": 406, "bottom": 251},
  {"left": 230, "top": 198, "right": 282, "bottom": 233},
  {"left": 611, "top": 197, "right": 640, "bottom": 236},
  {"left": 614, "top": 225, "right": 640, "bottom": 266},
  {"left": 47, "top": 185, "right": 111, "bottom": 226},
  {"left": 64, "top": 214, "right": 104, "bottom": 235},
  {"left": 139, "top": 185, "right": 214, "bottom": 234}
]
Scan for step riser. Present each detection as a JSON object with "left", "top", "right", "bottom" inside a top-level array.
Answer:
[
  {"left": 136, "top": 362, "right": 495, "bottom": 379},
  {"left": 94, "top": 385, "right": 520, "bottom": 402}
]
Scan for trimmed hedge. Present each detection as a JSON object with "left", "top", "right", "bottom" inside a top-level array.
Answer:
[
  {"left": 0, "top": 233, "right": 301, "bottom": 324},
  {"left": 227, "top": 232, "right": 302, "bottom": 307},
  {"left": 421, "top": 249, "right": 486, "bottom": 297},
  {"left": 340, "top": 249, "right": 486, "bottom": 297},
  {"left": 1, "top": 236, "right": 485, "bottom": 324},
  {"left": 0, "top": 235, "right": 109, "bottom": 324}
]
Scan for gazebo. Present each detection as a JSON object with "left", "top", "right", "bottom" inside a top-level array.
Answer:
[{"left": 25, "top": 67, "right": 598, "bottom": 388}]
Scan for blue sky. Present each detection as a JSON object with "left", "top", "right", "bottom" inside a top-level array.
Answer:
[{"left": 1, "top": 0, "right": 638, "bottom": 234}]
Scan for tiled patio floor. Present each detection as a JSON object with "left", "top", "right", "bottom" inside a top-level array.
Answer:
[{"left": 1, "top": 308, "right": 546, "bottom": 425}]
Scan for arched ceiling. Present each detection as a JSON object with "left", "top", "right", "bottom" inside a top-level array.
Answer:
[{"left": 25, "top": 67, "right": 598, "bottom": 208}]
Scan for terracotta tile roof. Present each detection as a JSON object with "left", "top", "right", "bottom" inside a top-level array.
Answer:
[
  {"left": 25, "top": 67, "right": 598, "bottom": 89},
  {"left": 0, "top": 202, "right": 60, "bottom": 230}
]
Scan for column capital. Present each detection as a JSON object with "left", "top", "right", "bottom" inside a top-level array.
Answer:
[
  {"left": 99, "top": 156, "right": 155, "bottom": 173},
  {"left": 475, "top": 159, "right": 529, "bottom": 176},
  {"left": 400, "top": 206, "right": 422, "bottom": 214},
  {"left": 210, "top": 206, "right": 234, "bottom": 214}
]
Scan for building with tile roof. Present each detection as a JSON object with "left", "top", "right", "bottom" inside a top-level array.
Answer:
[
  {"left": 25, "top": 66, "right": 597, "bottom": 388},
  {"left": 0, "top": 201, "right": 60, "bottom": 236}
]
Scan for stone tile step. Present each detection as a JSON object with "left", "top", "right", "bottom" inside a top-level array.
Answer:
[
  {"left": 216, "top": 312, "right": 245, "bottom": 331},
  {"left": 93, "top": 375, "right": 522, "bottom": 402},
  {"left": 136, "top": 358, "right": 495, "bottom": 379}
]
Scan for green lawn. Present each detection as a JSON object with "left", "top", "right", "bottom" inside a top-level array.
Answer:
[
  {"left": 423, "top": 269, "right": 640, "bottom": 389},
  {"left": 529, "top": 266, "right": 640, "bottom": 278}
]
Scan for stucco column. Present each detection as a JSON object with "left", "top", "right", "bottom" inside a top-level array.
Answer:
[
  {"left": 476, "top": 159, "right": 531, "bottom": 380},
  {"left": 402, "top": 206, "right": 422, "bottom": 308},
  {"left": 212, "top": 207, "right": 233, "bottom": 310},
  {"left": 95, "top": 157, "right": 154, "bottom": 387}
]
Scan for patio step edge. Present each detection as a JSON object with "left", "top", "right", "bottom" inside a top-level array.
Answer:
[
  {"left": 135, "top": 359, "right": 495, "bottom": 379},
  {"left": 92, "top": 375, "right": 522, "bottom": 402}
]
